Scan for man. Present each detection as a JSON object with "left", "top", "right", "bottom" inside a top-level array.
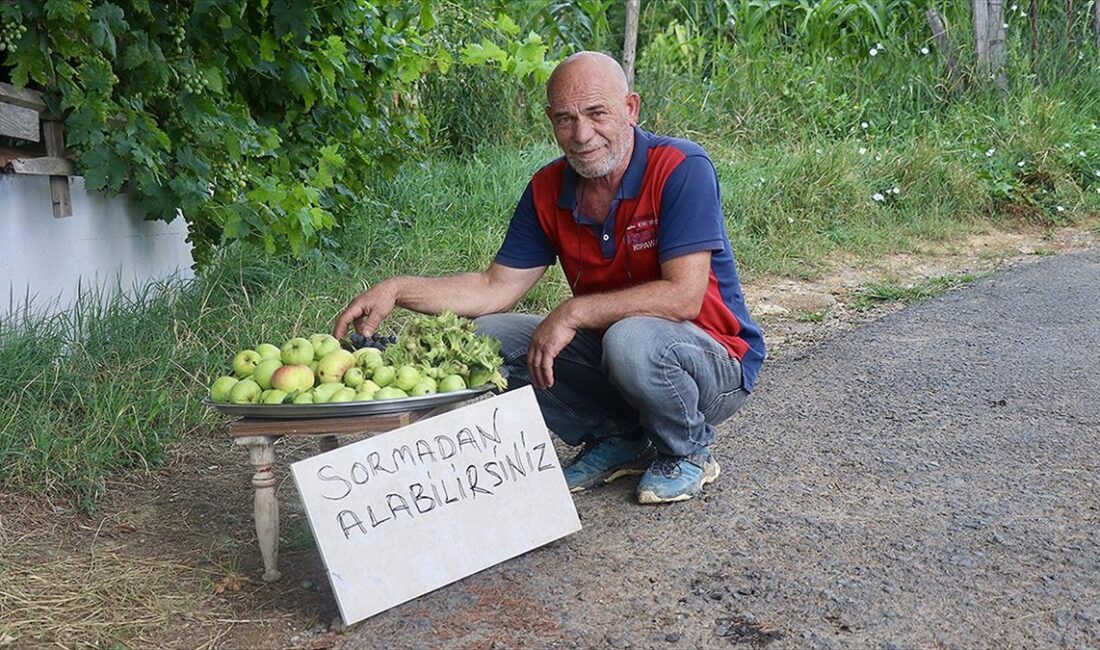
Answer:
[{"left": 333, "top": 51, "right": 765, "bottom": 504}]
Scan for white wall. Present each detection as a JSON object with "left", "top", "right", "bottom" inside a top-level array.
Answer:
[{"left": 0, "top": 174, "right": 194, "bottom": 319}]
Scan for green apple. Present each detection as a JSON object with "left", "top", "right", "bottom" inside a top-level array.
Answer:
[
  {"left": 292, "top": 390, "right": 314, "bottom": 404},
  {"left": 372, "top": 365, "right": 396, "bottom": 387},
  {"left": 209, "top": 376, "right": 239, "bottom": 402},
  {"left": 312, "top": 382, "right": 344, "bottom": 404},
  {"left": 394, "top": 365, "right": 421, "bottom": 392},
  {"left": 232, "top": 349, "right": 262, "bottom": 378},
  {"left": 228, "top": 379, "right": 262, "bottom": 404},
  {"left": 317, "top": 349, "right": 355, "bottom": 384},
  {"left": 281, "top": 337, "right": 314, "bottom": 366},
  {"left": 410, "top": 379, "right": 437, "bottom": 396},
  {"left": 310, "top": 360, "right": 319, "bottom": 375},
  {"left": 360, "top": 379, "right": 381, "bottom": 394},
  {"left": 261, "top": 389, "right": 289, "bottom": 404},
  {"left": 252, "top": 358, "right": 283, "bottom": 390},
  {"left": 374, "top": 386, "right": 409, "bottom": 400},
  {"left": 353, "top": 347, "right": 384, "bottom": 372},
  {"left": 330, "top": 387, "right": 358, "bottom": 403},
  {"left": 439, "top": 374, "right": 467, "bottom": 392},
  {"left": 354, "top": 389, "right": 376, "bottom": 401},
  {"left": 271, "top": 364, "right": 314, "bottom": 393},
  {"left": 343, "top": 367, "right": 366, "bottom": 389},
  {"left": 256, "top": 343, "right": 282, "bottom": 361},
  {"left": 309, "top": 333, "right": 341, "bottom": 360}
]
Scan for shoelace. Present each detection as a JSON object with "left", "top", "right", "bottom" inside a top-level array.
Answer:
[{"left": 650, "top": 455, "right": 683, "bottom": 478}]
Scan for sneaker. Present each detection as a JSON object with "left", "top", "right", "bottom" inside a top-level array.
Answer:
[
  {"left": 563, "top": 436, "right": 655, "bottom": 493},
  {"left": 636, "top": 450, "right": 720, "bottom": 504}
]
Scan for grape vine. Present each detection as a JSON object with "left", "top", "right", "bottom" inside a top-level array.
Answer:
[{"left": 0, "top": 0, "right": 448, "bottom": 267}]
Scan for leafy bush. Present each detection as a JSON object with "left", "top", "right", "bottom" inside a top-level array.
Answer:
[{"left": 0, "top": 0, "right": 446, "bottom": 265}]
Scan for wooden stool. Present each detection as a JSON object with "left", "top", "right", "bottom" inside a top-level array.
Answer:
[{"left": 229, "top": 410, "right": 439, "bottom": 582}]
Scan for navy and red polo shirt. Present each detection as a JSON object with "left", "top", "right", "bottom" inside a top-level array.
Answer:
[{"left": 495, "top": 127, "right": 766, "bottom": 392}]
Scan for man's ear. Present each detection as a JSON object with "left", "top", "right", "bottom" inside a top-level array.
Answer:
[{"left": 626, "top": 92, "right": 641, "bottom": 125}]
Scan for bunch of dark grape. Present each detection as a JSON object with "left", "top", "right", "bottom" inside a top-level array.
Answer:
[
  {"left": 348, "top": 331, "right": 397, "bottom": 351},
  {"left": 0, "top": 17, "right": 26, "bottom": 53}
]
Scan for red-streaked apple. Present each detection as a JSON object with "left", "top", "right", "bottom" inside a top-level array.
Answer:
[{"left": 271, "top": 364, "right": 314, "bottom": 393}]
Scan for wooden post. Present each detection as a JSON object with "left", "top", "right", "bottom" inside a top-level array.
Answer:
[
  {"left": 926, "top": 10, "right": 967, "bottom": 94},
  {"left": 1093, "top": 0, "right": 1100, "bottom": 49},
  {"left": 622, "top": 0, "right": 640, "bottom": 91},
  {"left": 41, "top": 121, "right": 73, "bottom": 218},
  {"left": 972, "top": 0, "right": 1007, "bottom": 90},
  {"left": 236, "top": 435, "right": 282, "bottom": 582}
]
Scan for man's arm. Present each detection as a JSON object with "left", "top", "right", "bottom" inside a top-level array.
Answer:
[
  {"left": 526, "top": 251, "right": 711, "bottom": 389},
  {"left": 332, "top": 262, "right": 547, "bottom": 338}
]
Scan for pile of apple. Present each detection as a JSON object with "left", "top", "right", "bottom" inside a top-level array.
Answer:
[{"left": 208, "top": 333, "right": 470, "bottom": 406}]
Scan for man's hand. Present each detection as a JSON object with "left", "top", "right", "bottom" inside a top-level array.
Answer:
[
  {"left": 527, "top": 302, "right": 579, "bottom": 389},
  {"left": 332, "top": 282, "right": 398, "bottom": 339}
]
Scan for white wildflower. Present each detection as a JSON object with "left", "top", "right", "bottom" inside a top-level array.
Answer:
[
  {"left": 986, "top": 148, "right": 996, "bottom": 157},
  {"left": 1017, "top": 160, "right": 1026, "bottom": 168},
  {"left": 861, "top": 121, "right": 869, "bottom": 129},
  {"left": 1094, "top": 170, "right": 1100, "bottom": 177},
  {"left": 859, "top": 147, "right": 867, "bottom": 155},
  {"left": 869, "top": 48, "right": 878, "bottom": 57},
  {"left": 875, "top": 155, "right": 882, "bottom": 162},
  {"left": 1010, "top": 4, "right": 1017, "bottom": 10},
  {"left": 892, "top": 186, "right": 900, "bottom": 195},
  {"left": 872, "top": 192, "right": 885, "bottom": 202},
  {"left": 1003, "top": 22, "right": 1008, "bottom": 29},
  {"left": 920, "top": 47, "right": 930, "bottom": 55},
  {"left": 786, "top": 217, "right": 794, "bottom": 224},
  {"left": 1079, "top": 151, "right": 1087, "bottom": 158},
  {"left": 1056, "top": 205, "right": 1065, "bottom": 212}
]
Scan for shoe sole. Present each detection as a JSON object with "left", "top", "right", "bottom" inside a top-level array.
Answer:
[
  {"left": 569, "top": 467, "right": 648, "bottom": 493},
  {"left": 636, "top": 461, "right": 721, "bottom": 504}
]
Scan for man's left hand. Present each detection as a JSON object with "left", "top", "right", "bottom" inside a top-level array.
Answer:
[{"left": 527, "top": 303, "right": 579, "bottom": 390}]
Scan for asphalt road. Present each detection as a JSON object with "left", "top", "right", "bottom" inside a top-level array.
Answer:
[{"left": 337, "top": 248, "right": 1100, "bottom": 649}]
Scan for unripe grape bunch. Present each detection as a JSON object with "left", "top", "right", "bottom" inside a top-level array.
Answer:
[{"left": 0, "top": 17, "right": 26, "bottom": 53}]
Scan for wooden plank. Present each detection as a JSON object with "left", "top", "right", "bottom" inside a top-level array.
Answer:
[
  {"left": 41, "top": 121, "right": 73, "bottom": 218},
  {"left": 0, "top": 102, "right": 40, "bottom": 141},
  {"left": 0, "top": 81, "right": 47, "bottom": 113},
  {"left": 228, "top": 411, "right": 425, "bottom": 437},
  {"left": 7, "top": 156, "right": 75, "bottom": 176}
]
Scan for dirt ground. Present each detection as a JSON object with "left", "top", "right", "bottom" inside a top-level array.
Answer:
[{"left": 0, "top": 221, "right": 1097, "bottom": 650}]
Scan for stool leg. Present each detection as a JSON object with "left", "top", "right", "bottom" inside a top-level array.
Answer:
[{"left": 236, "top": 435, "right": 281, "bottom": 582}]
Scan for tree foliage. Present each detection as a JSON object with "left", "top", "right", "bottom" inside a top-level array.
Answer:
[{"left": 0, "top": 0, "right": 449, "bottom": 266}]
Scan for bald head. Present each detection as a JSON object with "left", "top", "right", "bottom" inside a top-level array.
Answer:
[{"left": 546, "top": 51, "right": 629, "bottom": 104}]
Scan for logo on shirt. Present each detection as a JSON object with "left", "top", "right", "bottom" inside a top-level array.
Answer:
[{"left": 625, "top": 213, "right": 658, "bottom": 252}]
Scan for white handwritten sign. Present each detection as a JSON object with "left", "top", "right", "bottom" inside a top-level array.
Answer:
[{"left": 290, "top": 386, "right": 581, "bottom": 625}]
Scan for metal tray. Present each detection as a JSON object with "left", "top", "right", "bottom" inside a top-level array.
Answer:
[{"left": 203, "top": 384, "right": 497, "bottom": 419}]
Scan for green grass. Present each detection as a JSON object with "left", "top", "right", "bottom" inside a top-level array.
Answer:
[
  {"left": 2, "top": 22, "right": 1100, "bottom": 506},
  {"left": 850, "top": 272, "right": 996, "bottom": 311}
]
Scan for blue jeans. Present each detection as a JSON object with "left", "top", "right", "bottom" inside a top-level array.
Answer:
[{"left": 474, "top": 314, "right": 749, "bottom": 457}]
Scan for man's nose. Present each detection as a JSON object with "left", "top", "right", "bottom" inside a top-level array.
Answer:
[{"left": 572, "top": 117, "right": 594, "bottom": 144}]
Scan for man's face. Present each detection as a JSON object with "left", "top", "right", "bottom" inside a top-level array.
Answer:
[{"left": 545, "top": 69, "right": 640, "bottom": 179}]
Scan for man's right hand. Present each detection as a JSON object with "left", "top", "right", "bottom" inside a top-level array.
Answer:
[{"left": 332, "top": 281, "right": 398, "bottom": 339}]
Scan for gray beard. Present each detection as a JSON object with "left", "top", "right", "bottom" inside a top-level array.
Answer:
[{"left": 568, "top": 135, "right": 631, "bottom": 179}]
